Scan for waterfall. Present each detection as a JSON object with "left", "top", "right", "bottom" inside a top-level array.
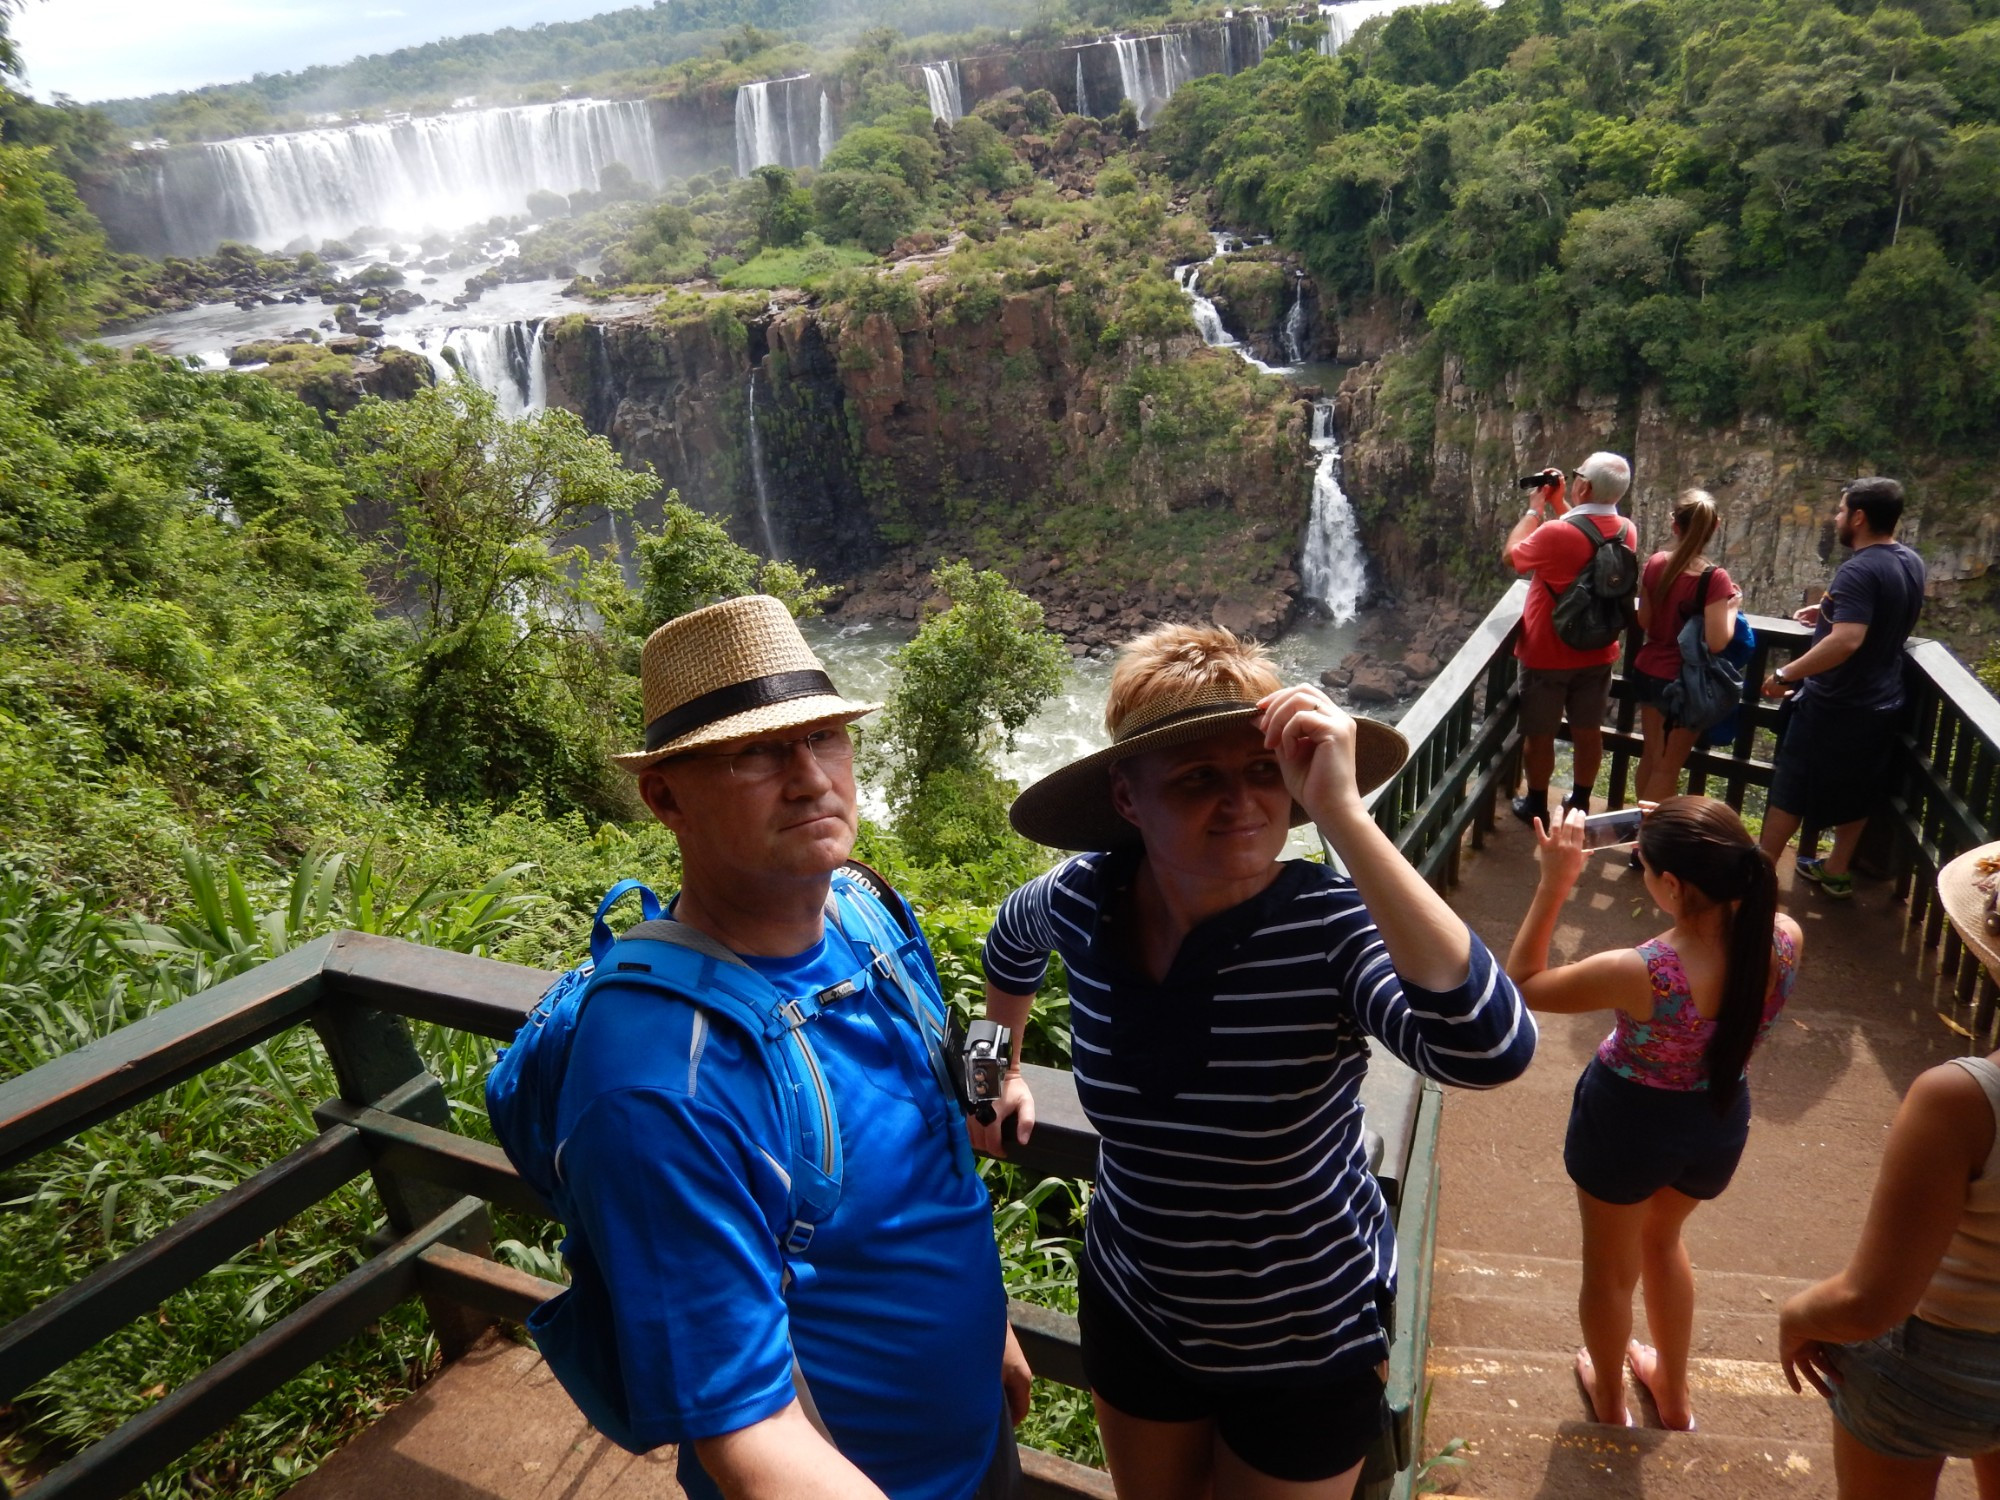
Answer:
[
  {"left": 1175, "top": 261, "right": 1237, "bottom": 350},
  {"left": 735, "top": 76, "right": 819, "bottom": 175},
  {"left": 1303, "top": 400, "right": 1367, "bottom": 622},
  {"left": 1281, "top": 273, "right": 1308, "bottom": 365},
  {"left": 405, "top": 321, "right": 548, "bottom": 418},
  {"left": 143, "top": 99, "right": 670, "bottom": 252},
  {"left": 1075, "top": 51, "right": 1091, "bottom": 117},
  {"left": 1320, "top": 0, "right": 1456, "bottom": 55},
  {"left": 919, "top": 62, "right": 964, "bottom": 124},
  {"left": 1111, "top": 33, "right": 1197, "bottom": 129},
  {"left": 746, "top": 368, "right": 780, "bottom": 557},
  {"left": 819, "top": 91, "right": 836, "bottom": 163},
  {"left": 1254, "top": 11, "right": 1274, "bottom": 60}
]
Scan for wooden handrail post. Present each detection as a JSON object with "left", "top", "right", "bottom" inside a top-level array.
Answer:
[{"left": 310, "top": 962, "right": 495, "bottom": 1361}]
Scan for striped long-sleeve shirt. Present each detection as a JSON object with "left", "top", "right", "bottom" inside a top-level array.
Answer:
[{"left": 984, "top": 851, "right": 1535, "bottom": 1383}]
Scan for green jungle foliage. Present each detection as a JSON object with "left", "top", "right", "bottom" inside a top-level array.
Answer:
[
  {"left": 1154, "top": 0, "right": 2000, "bottom": 456},
  {"left": 0, "top": 70, "right": 1090, "bottom": 1482}
]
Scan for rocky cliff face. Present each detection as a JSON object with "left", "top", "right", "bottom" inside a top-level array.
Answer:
[
  {"left": 1335, "top": 329, "right": 2000, "bottom": 626},
  {"left": 540, "top": 279, "right": 1316, "bottom": 638}
]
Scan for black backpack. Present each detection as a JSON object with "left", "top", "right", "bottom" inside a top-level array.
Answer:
[{"left": 1549, "top": 513, "right": 1638, "bottom": 652}]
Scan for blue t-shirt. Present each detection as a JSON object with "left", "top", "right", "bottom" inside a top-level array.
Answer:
[
  {"left": 553, "top": 912, "right": 1006, "bottom": 1500},
  {"left": 1802, "top": 540, "right": 1925, "bottom": 711}
]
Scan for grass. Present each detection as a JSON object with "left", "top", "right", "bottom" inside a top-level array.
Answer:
[{"left": 719, "top": 243, "right": 879, "bottom": 291}]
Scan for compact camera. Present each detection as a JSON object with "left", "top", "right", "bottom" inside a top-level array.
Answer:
[{"left": 953, "top": 1018, "right": 1013, "bottom": 1124}]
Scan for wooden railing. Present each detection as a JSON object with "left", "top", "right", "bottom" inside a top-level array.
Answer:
[
  {"left": 0, "top": 928, "right": 1438, "bottom": 1500},
  {"left": 1367, "top": 582, "right": 2000, "bottom": 1042},
  {"left": 6, "top": 584, "right": 1993, "bottom": 1500}
]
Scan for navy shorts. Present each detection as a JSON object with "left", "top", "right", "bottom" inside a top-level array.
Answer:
[
  {"left": 1564, "top": 1059, "right": 1752, "bottom": 1205},
  {"left": 1629, "top": 668, "right": 1673, "bottom": 708},
  {"left": 1077, "top": 1259, "right": 1390, "bottom": 1482},
  {"left": 1768, "top": 694, "right": 1901, "bottom": 828}
]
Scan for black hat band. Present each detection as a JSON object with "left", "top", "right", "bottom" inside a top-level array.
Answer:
[{"left": 644, "top": 669, "right": 838, "bottom": 752}]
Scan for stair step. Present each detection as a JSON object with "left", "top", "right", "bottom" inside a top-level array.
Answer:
[
  {"left": 1435, "top": 1247, "right": 1816, "bottom": 1314},
  {"left": 1421, "top": 1414, "right": 1983, "bottom": 1499},
  {"left": 1425, "top": 1345, "right": 1824, "bottom": 1442},
  {"left": 1431, "top": 1293, "right": 1789, "bottom": 1365}
]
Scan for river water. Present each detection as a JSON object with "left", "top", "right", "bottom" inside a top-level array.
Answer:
[{"left": 805, "top": 613, "right": 1370, "bottom": 854}]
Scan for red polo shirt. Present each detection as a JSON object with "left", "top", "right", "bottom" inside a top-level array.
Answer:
[{"left": 1510, "top": 511, "right": 1636, "bottom": 672}]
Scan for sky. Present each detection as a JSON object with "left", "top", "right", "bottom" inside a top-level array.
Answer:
[{"left": 11, "top": 0, "right": 630, "bottom": 102}]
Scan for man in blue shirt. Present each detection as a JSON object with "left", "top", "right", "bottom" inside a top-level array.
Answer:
[
  {"left": 550, "top": 594, "right": 1028, "bottom": 1500},
  {"left": 1758, "top": 477, "right": 1927, "bottom": 898}
]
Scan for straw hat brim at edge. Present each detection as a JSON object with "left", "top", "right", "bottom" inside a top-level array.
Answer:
[
  {"left": 610, "top": 697, "right": 880, "bottom": 772},
  {"left": 1938, "top": 840, "right": 2000, "bottom": 979},
  {"left": 1009, "top": 705, "right": 1410, "bottom": 853}
]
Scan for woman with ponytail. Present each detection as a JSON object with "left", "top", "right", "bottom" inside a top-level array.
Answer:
[
  {"left": 1508, "top": 796, "right": 1802, "bottom": 1430},
  {"left": 1632, "top": 491, "right": 1741, "bottom": 802}
]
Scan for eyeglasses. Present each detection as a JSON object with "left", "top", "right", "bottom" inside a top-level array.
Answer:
[{"left": 674, "top": 727, "right": 855, "bottom": 782}]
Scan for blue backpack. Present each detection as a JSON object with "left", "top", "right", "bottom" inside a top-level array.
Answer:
[{"left": 486, "top": 862, "right": 951, "bottom": 1257}]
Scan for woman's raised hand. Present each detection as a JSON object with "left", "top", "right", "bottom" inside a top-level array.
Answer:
[
  {"left": 1257, "top": 684, "right": 1360, "bottom": 821},
  {"left": 1534, "top": 806, "right": 1590, "bottom": 892}
]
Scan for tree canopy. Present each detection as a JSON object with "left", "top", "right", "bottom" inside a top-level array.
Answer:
[{"left": 1154, "top": 0, "right": 2000, "bottom": 456}]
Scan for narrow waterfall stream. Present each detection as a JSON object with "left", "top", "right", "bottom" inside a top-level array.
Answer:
[
  {"left": 1075, "top": 52, "right": 1090, "bottom": 117},
  {"left": 1176, "top": 234, "right": 1371, "bottom": 623},
  {"left": 745, "top": 368, "right": 782, "bottom": 558},
  {"left": 1302, "top": 403, "right": 1368, "bottom": 623}
]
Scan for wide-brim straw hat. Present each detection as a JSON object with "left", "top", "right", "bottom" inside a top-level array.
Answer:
[
  {"left": 1009, "top": 683, "right": 1409, "bottom": 852},
  {"left": 1939, "top": 840, "right": 2000, "bottom": 978},
  {"left": 612, "top": 594, "right": 879, "bottom": 772}
]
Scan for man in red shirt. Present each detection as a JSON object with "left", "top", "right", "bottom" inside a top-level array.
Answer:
[{"left": 1502, "top": 450, "right": 1636, "bottom": 826}]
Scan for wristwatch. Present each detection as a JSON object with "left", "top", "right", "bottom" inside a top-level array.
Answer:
[{"left": 1774, "top": 665, "right": 1792, "bottom": 685}]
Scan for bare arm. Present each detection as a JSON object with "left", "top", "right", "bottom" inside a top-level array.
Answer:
[
  {"left": 1703, "top": 590, "right": 1740, "bottom": 655},
  {"left": 695, "top": 1402, "right": 889, "bottom": 1500},
  {"left": 1785, "top": 620, "right": 1866, "bottom": 677},
  {"left": 1263, "top": 686, "right": 1470, "bottom": 990},
  {"left": 1507, "top": 809, "right": 1653, "bottom": 1015},
  {"left": 1778, "top": 1062, "right": 1994, "bottom": 1396},
  {"left": 967, "top": 982, "right": 1038, "bottom": 1157}
]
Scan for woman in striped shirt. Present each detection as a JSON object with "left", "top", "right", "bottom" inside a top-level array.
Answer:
[{"left": 973, "top": 626, "right": 1536, "bottom": 1499}]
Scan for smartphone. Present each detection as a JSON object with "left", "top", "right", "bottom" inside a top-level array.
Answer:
[{"left": 1581, "top": 807, "right": 1644, "bottom": 850}]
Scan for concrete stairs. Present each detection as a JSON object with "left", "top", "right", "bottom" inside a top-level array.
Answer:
[{"left": 1430, "top": 825, "right": 1989, "bottom": 1497}]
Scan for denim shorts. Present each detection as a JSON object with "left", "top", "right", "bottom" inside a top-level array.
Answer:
[{"left": 1827, "top": 1315, "right": 2000, "bottom": 1460}]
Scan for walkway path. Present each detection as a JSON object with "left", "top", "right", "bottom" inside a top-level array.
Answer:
[
  {"left": 288, "top": 1334, "right": 687, "bottom": 1500},
  {"left": 1432, "top": 816, "right": 1979, "bottom": 1498}
]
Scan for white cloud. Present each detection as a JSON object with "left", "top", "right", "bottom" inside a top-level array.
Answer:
[{"left": 11, "top": 1, "right": 628, "bottom": 102}]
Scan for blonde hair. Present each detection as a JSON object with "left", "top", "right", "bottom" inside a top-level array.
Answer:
[
  {"left": 1104, "top": 625, "right": 1282, "bottom": 736},
  {"left": 1650, "top": 489, "right": 1720, "bottom": 612}
]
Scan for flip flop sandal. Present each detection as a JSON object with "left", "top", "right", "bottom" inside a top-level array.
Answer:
[
  {"left": 1575, "top": 1348, "right": 1635, "bottom": 1427},
  {"left": 1626, "top": 1342, "right": 1698, "bottom": 1432}
]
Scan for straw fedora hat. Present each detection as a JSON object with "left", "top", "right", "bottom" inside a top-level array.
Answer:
[
  {"left": 612, "top": 595, "right": 879, "bottom": 772},
  {"left": 1009, "top": 682, "right": 1409, "bottom": 852},
  {"left": 1939, "top": 840, "right": 2000, "bottom": 978}
]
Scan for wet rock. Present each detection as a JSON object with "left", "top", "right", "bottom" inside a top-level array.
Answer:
[
  {"left": 1400, "top": 652, "right": 1440, "bottom": 679},
  {"left": 1347, "top": 666, "right": 1402, "bottom": 704}
]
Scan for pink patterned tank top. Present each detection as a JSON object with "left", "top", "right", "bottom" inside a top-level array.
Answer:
[{"left": 1595, "top": 927, "right": 1799, "bottom": 1091}]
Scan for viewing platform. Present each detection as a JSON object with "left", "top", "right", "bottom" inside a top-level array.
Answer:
[{"left": 4, "top": 581, "right": 1996, "bottom": 1499}]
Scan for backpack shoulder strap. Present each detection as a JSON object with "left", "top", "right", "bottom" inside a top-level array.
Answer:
[
  {"left": 837, "top": 858, "right": 916, "bottom": 940},
  {"left": 1564, "top": 511, "right": 1611, "bottom": 549},
  {"left": 590, "top": 923, "right": 842, "bottom": 1251}
]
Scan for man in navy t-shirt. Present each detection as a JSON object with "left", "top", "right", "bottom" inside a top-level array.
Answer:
[
  {"left": 549, "top": 595, "right": 1028, "bottom": 1500},
  {"left": 1759, "top": 478, "right": 1927, "bottom": 898}
]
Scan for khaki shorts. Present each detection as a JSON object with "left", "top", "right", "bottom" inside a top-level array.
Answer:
[{"left": 1519, "top": 664, "right": 1614, "bottom": 739}]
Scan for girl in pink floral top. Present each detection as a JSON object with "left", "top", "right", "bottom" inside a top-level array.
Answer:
[
  {"left": 1598, "top": 929, "right": 1800, "bottom": 1090},
  {"left": 1509, "top": 795, "right": 1804, "bottom": 1434}
]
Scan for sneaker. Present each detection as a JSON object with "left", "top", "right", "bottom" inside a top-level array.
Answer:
[
  {"left": 1795, "top": 857, "right": 1854, "bottom": 898},
  {"left": 1511, "top": 793, "right": 1549, "bottom": 826}
]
